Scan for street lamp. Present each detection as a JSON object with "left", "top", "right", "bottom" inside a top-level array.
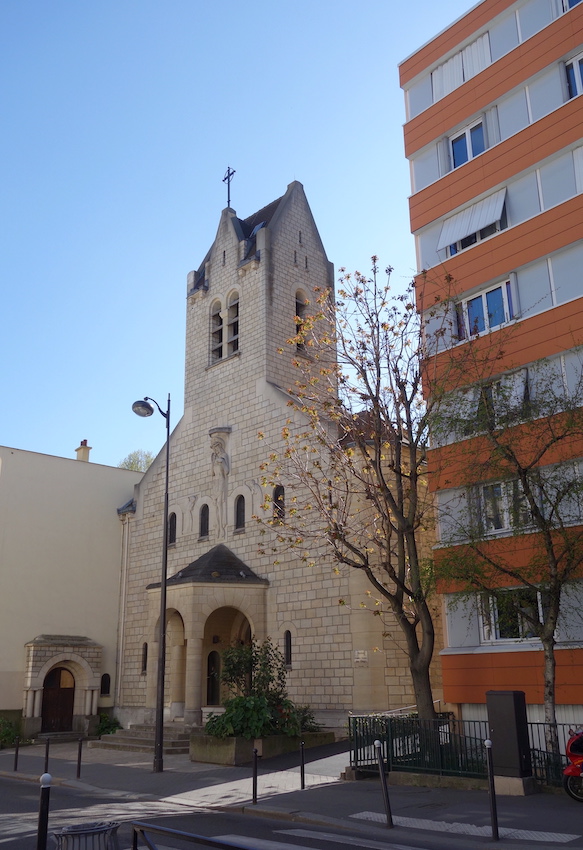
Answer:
[{"left": 132, "top": 394, "right": 170, "bottom": 773}]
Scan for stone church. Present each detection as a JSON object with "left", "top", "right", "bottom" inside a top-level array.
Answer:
[{"left": 115, "top": 181, "right": 440, "bottom": 731}]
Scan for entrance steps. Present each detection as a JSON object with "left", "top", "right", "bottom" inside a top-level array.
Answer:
[{"left": 89, "top": 723, "right": 191, "bottom": 755}]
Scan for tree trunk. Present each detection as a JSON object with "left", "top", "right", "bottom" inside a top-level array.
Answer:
[
  {"left": 542, "top": 635, "right": 559, "bottom": 754},
  {"left": 410, "top": 657, "right": 437, "bottom": 719}
]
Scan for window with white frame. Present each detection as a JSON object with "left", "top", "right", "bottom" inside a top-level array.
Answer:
[
  {"left": 455, "top": 280, "right": 515, "bottom": 339},
  {"left": 566, "top": 51, "right": 583, "bottom": 99},
  {"left": 480, "top": 587, "right": 546, "bottom": 642},
  {"left": 479, "top": 480, "right": 533, "bottom": 534},
  {"left": 448, "top": 206, "right": 507, "bottom": 257},
  {"left": 450, "top": 120, "right": 486, "bottom": 168},
  {"left": 563, "top": 0, "right": 583, "bottom": 11}
]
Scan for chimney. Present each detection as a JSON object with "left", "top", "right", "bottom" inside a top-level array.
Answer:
[{"left": 75, "top": 439, "right": 92, "bottom": 462}]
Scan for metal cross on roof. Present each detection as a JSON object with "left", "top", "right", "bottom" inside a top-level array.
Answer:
[{"left": 223, "top": 166, "right": 236, "bottom": 208}]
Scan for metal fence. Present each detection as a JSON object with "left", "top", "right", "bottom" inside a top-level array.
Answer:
[
  {"left": 350, "top": 715, "right": 489, "bottom": 779},
  {"left": 350, "top": 715, "right": 571, "bottom": 786}
]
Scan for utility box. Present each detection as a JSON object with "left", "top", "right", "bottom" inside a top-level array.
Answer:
[{"left": 486, "top": 690, "right": 532, "bottom": 778}]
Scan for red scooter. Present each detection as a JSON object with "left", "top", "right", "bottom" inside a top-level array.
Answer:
[{"left": 563, "top": 729, "right": 583, "bottom": 801}]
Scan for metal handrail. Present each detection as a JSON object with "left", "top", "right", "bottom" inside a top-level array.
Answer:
[{"left": 131, "top": 821, "right": 263, "bottom": 850}]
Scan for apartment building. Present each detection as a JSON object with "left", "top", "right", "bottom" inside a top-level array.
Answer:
[{"left": 400, "top": 0, "right": 583, "bottom": 723}]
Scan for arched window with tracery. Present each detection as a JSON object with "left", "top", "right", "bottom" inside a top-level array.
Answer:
[
  {"left": 227, "top": 291, "right": 239, "bottom": 356},
  {"left": 211, "top": 300, "right": 223, "bottom": 362}
]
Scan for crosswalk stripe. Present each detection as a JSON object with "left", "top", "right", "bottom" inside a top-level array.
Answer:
[
  {"left": 277, "top": 828, "right": 421, "bottom": 850},
  {"left": 217, "top": 836, "right": 323, "bottom": 850},
  {"left": 350, "top": 810, "right": 581, "bottom": 843}
]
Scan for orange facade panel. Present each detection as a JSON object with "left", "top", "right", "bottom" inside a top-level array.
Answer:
[
  {"left": 434, "top": 528, "right": 583, "bottom": 593},
  {"left": 423, "top": 299, "right": 583, "bottom": 394},
  {"left": 409, "top": 98, "right": 583, "bottom": 233},
  {"left": 429, "top": 427, "right": 583, "bottom": 490},
  {"left": 403, "top": 6, "right": 583, "bottom": 158},
  {"left": 442, "top": 646, "right": 583, "bottom": 705},
  {"left": 399, "top": 0, "right": 513, "bottom": 88},
  {"left": 416, "top": 194, "right": 583, "bottom": 302}
]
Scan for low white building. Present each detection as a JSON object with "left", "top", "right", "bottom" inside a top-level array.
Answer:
[{"left": 0, "top": 441, "right": 142, "bottom": 737}]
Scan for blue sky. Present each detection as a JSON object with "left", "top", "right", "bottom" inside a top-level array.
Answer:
[{"left": 0, "top": 0, "right": 472, "bottom": 466}]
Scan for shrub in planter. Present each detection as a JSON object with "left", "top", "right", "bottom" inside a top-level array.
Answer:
[{"left": 204, "top": 638, "right": 320, "bottom": 740}]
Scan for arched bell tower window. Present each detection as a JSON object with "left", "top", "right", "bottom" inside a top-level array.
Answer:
[
  {"left": 295, "top": 291, "right": 308, "bottom": 351},
  {"left": 273, "top": 485, "right": 285, "bottom": 521},
  {"left": 227, "top": 291, "right": 239, "bottom": 356},
  {"left": 235, "top": 494, "right": 245, "bottom": 530},
  {"left": 168, "top": 512, "right": 177, "bottom": 546},
  {"left": 199, "top": 503, "right": 209, "bottom": 539},
  {"left": 211, "top": 300, "right": 223, "bottom": 362},
  {"left": 100, "top": 673, "right": 111, "bottom": 696}
]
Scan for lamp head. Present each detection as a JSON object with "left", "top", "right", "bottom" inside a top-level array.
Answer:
[{"left": 132, "top": 399, "right": 155, "bottom": 418}]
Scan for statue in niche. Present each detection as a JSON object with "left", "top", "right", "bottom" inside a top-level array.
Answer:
[{"left": 211, "top": 436, "right": 230, "bottom": 537}]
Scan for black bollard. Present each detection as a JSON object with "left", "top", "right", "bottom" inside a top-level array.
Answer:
[
  {"left": 252, "top": 748, "right": 258, "bottom": 805},
  {"left": 374, "top": 739, "right": 394, "bottom": 829},
  {"left": 44, "top": 738, "right": 50, "bottom": 774},
  {"left": 76, "top": 737, "right": 83, "bottom": 779},
  {"left": 300, "top": 740, "right": 305, "bottom": 790},
  {"left": 484, "top": 739, "right": 500, "bottom": 841},
  {"left": 36, "top": 773, "right": 51, "bottom": 850},
  {"left": 13, "top": 737, "right": 20, "bottom": 772}
]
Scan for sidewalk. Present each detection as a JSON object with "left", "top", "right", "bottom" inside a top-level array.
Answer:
[{"left": 2, "top": 740, "right": 583, "bottom": 849}]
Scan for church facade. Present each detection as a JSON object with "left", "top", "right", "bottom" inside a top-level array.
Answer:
[{"left": 117, "top": 181, "right": 443, "bottom": 730}]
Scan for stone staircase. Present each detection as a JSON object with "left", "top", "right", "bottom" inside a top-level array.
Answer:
[{"left": 89, "top": 723, "right": 191, "bottom": 755}]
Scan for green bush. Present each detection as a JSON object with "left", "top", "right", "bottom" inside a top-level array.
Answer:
[
  {"left": 0, "top": 718, "right": 19, "bottom": 748},
  {"left": 97, "top": 713, "right": 122, "bottom": 737},
  {"left": 294, "top": 704, "right": 320, "bottom": 732},
  {"left": 204, "top": 638, "right": 319, "bottom": 740}
]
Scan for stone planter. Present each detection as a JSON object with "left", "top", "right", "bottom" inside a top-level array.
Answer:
[{"left": 190, "top": 730, "right": 335, "bottom": 765}]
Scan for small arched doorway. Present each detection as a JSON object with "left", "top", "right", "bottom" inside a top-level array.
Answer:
[
  {"left": 41, "top": 667, "right": 75, "bottom": 733},
  {"left": 202, "top": 607, "right": 252, "bottom": 713}
]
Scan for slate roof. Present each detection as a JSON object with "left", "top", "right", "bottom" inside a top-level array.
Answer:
[
  {"left": 147, "top": 544, "right": 268, "bottom": 588},
  {"left": 240, "top": 196, "right": 283, "bottom": 238}
]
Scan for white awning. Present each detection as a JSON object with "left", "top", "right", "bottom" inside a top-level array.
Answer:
[{"left": 437, "top": 188, "right": 506, "bottom": 251}]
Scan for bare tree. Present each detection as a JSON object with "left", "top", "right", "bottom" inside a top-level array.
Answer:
[{"left": 258, "top": 260, "right": 439, "bottom": 719}]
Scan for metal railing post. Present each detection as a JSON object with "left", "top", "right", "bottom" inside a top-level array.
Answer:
[
  {"left": 374, "top": 739, "right": 393, "bottom": 828},
  {"left": 13, "top": 737, "right": 19, "bottom": 772},
  {"left": 36, "top": 773, "right": 51, "bottom": 850},
  {"left": 485, "top": 739, "right": 499, "bottom": 841},
  {"left": 76, "top": 738, "right": 83, "bottom": 779},
  {"left": 300, "top": 741, "right": 305, "bottom": 790},
  {"left": 252, "top": 748, "right": 258, "bottom": 805}
]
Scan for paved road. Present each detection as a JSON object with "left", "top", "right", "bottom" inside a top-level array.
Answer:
[{"left": 3, "top": 740, "right": 583, "bottom": 850}]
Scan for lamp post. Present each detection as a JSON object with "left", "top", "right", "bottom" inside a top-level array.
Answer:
[{"left": 132, "top": 394, "right": 170, "bottom": 773}]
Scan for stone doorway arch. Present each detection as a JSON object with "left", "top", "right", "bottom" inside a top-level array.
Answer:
[
  {"left": 22, "top": 636, "right": 102, "bottom": 739},
  {"left": 201, "top": 607, "right": 252, "bottom": 719}
]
